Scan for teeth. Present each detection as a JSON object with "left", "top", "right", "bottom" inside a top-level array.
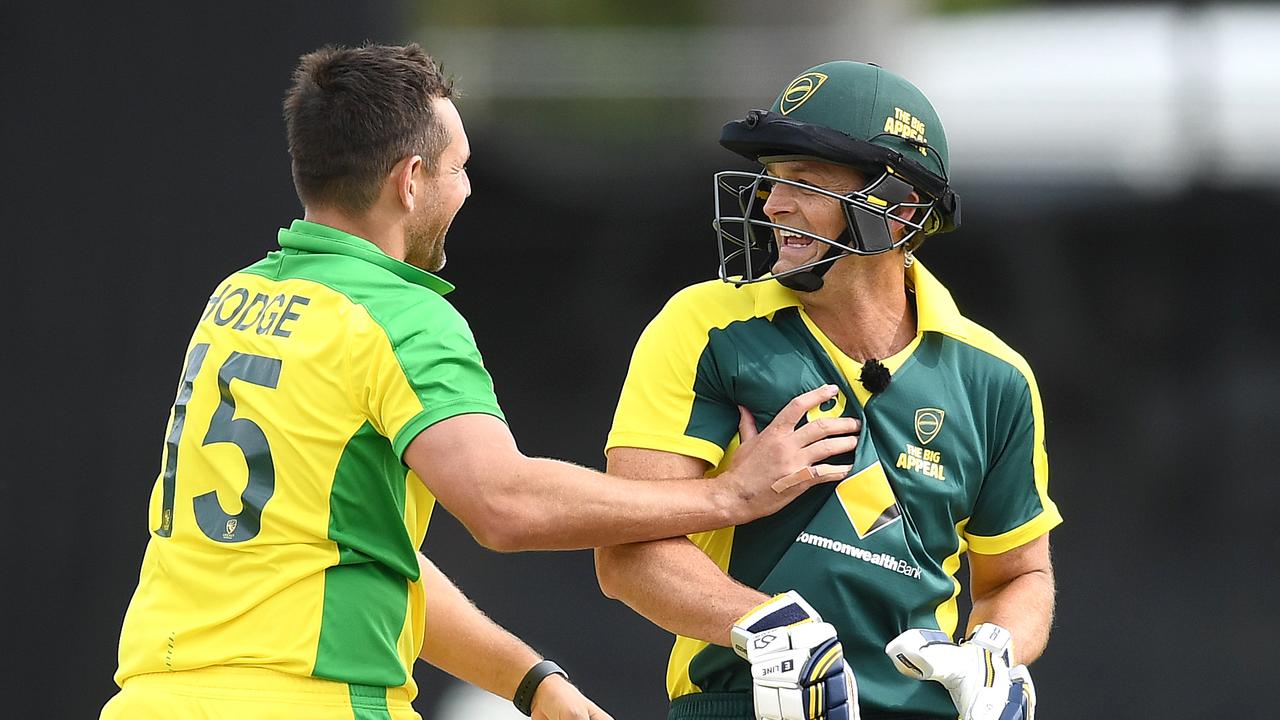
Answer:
[{"left": 778, "top": 229, "right": 812, "bottom": 246}]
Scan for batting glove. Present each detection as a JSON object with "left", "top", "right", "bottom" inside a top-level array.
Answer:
[
  {"left": 730, "top": 591, "right": 861, "bottom": 720},
  {"left": 885, "top": 623, "right": 1035, "bottom": 720}
]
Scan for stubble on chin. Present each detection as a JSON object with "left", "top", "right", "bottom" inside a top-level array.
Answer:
[{"left": 405, "top": 225, "right": 446, "bottom": 273}]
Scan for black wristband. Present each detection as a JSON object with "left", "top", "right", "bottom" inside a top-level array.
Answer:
[{"left": 513, "top": 660, "right": 567, "bottom": 717}]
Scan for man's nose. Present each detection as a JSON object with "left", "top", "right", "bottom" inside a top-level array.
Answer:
[{"left": 761, "top": 184, "right": 794, "bottom": 218}]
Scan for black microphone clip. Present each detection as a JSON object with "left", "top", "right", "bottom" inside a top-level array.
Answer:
[{"left": 859, "top": 358, "right": 891, "bottom": 394}]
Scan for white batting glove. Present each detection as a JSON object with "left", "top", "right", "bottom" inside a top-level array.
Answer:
[
  {"left": 731, "top": 591, "right": 861, "bottom": 720},
  {"left": 885, "top": 624, "right": 1035, "bottom": 720}
]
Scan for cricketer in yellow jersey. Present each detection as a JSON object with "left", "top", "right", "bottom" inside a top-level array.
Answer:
[
  {"left": 100, "top": 44, "right": 866, "bottom": 720},
  {"left": 596, "top": 62, "right": 1056, "bottom": 720}
]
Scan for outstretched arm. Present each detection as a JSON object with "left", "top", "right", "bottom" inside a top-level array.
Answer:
[
  {"left": 406, "top": 386, "right": 859, "bottom": 552},
  {"left": 416, "top": 553, "right": 611, "bottom": 720}
]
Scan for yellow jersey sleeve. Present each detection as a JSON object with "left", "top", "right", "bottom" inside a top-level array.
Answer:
[{"left": 607, "top": 286, "right": 740, "bottom": 467}]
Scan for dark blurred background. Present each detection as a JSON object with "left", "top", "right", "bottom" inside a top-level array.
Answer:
[{"left": 4, "top": 1, "right": 1278, "bottom": 718}]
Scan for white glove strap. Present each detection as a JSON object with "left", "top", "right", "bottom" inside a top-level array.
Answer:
[
  {"left": 731, "top": 591, "right": 822, "bottom": 661},
  {"left": 967, "top": 623, "right": 1014, "bottom": 661}
]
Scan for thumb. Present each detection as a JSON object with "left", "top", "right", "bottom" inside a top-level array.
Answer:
[
  {"left": 737, "top": 406, "right": 759, "bottom": 443},
  {"left": 886, "top": 628, "right": 954, "bottom": 680}
]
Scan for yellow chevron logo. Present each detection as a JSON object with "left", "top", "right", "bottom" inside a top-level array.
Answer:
[{"left": 835, "top": 461, "right": 901, "bottom": 539}]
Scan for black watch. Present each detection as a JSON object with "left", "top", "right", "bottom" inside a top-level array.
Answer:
[{"left": 513, "top": 659, "right": 568, "bottom": 716}]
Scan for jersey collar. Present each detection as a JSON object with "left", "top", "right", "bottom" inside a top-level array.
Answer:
[
  {"left": 754, "top": 259, "right": 965, "bottom": 337},
  {"left": 277, "top": 219, "right": 455, "bottom": 296},
  {"left": 907, "top": 259, "right": 966, "bottom": 338}
]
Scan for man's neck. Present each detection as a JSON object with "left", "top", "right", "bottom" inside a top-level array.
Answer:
[
  {"left": 799, "top": 254, "right": 916, "bottom": 362},
  {"left": 303, "top": 206, "right": 405, "bottom": 261}
]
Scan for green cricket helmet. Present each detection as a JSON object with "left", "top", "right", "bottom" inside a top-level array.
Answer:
[{"left": 712, "top": 61, "right": 961, "bottom": 291}]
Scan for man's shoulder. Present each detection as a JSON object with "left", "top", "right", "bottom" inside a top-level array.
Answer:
[
  {"left": 936, "top": 314, "right": 1038, "bottom": 394},
  {"left": 914, "top": 261, "right": 1038, "bottom": 391},
  {"left": 232, "top": 250, "right": 465, "bottom": 346},
  {"left": 655, "top": 277, "right": 798, "bottom": 330}
]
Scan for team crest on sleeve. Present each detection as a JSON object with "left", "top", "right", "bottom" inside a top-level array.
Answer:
[{"left": 779, "top": 72, "right": 828, "bottom": 115}]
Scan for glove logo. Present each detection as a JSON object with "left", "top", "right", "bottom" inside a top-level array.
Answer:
[{"left": 779, "top": 72, "right": 828, "bottom": 116}]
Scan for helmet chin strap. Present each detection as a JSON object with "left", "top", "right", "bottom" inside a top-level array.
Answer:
[
  {"left": 774, "top": 228, "right": 898, "bottom": 396},
  {"left": 775, "top": 230, "right": 852, "bottom": 292}
]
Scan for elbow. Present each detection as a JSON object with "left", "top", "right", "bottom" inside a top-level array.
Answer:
[
  {"left": 459, "top": 488, "right": 551, "bottom": 553},
  {"left": 468, "top": 521, "right": 520, "bottom": 553},
  {"left": 463, "top": 502, "right": 530, "bottom": 553},
  {"left": 443, "top": 457, "right": 542, "bottom": 552},
  {"left": 593, "top": 546, "right": 628, "bottom": 601}
]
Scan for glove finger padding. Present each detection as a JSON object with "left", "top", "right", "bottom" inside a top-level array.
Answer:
[
  {"left": 885, "top": 624, "right": 1030, "bottom": 720},
  {"left": 750, "top": 632, "right": 859, "bottom": 720},
  {"left": 733, "top": 592, "right": 861, "bottom": 720},
  {"left": 885, "top": 628, "right": 963, "bottom": 682},
  {"left": 1008, "top": 665, "right": 1035, "bottom": 720}
]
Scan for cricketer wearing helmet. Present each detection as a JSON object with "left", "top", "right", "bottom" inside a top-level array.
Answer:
[{"left": 596, "top": 61, "right": 1059, "bottom": 720}]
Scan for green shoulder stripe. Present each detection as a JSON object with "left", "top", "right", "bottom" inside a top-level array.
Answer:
[{"left": 242, "top": 251, "right": 505, "bottom": 458}]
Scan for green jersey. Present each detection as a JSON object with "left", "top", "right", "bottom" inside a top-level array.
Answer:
[
  {"left": 115, "top": 220, "right": 504, "bottom": 703},
  {"left": 607, "top": 261, "right": 1060, "bottom": 720}
]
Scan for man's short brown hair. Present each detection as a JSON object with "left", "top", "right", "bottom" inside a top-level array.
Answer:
[{"left": 283, "top": 43, "right": 454, "bottom": 213}]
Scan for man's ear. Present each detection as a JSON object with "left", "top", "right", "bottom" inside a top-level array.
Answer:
[
  {"left": 895, "top": 190, "right": 922, "bottom": 224},
  {"left": 393, "top": 154, "right": 425, "bottom": 211},
  {"left": 886, "top": 190, "right": 923, "bottom": 233}
]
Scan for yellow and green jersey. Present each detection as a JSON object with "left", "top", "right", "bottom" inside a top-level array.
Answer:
[
  {"left": 115, "top": 220, "right": 504, "bottom": 701},
  {"left": 608, "top": 261, "right": 1061, "bottom": 720}
]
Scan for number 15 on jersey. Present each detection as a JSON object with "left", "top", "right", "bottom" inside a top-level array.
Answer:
[{"left": 156, "top": 343, "right": 282, "bottom": 544}]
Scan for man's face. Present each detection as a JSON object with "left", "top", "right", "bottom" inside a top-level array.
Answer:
[
  {"left": 405, "top": 97, "right": 471, "bottom": 273},
  {"left": 760, "top": 159, "right": 867, "bottom": 278}
]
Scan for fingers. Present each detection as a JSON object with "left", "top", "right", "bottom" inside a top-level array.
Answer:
[
  {"left": 769, "top": 384, "right": 839, "bottom": 430},
  {"left": 810, "top": 464, "right": 853, "bottom": 483},
  {"left": 771, "top": 466, "right": 816, "bottom": 493},
  {"left": 737, "top": 405, "right": 759, "bottom": 443},
  {"left": 792, "top": 415, "right": 861, "bottom": 446},
  {"left": 773, "top": 464, "right": 851, "bottom": 493},
  {"left": 589, "top": 704, "right": 614, "bottom": 720},
  {"left": 802, "top": 435, "right": 860, "bottom": 465}
]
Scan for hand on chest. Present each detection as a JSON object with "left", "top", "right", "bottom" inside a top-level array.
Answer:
[{"left": 728, "top": 344, "right": 984, "bottom": 519}]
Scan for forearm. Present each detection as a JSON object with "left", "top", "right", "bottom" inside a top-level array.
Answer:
[
  {"left": 487, "top": 456, "right": 738, "bottom": 551},
  {"left": 966, "top": 564, "right": 1055, "bottom": 665},
  {"left": 410, "top": 397, "right": 857, "bottom": 553},
  {"left": 595, "top": 538, "right": 767, "bottom": 646},
  {"left": 416, "top": 554, "right": 541, "bottom": 700}
]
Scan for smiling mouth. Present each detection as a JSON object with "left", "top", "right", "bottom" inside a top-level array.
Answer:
[{"left": 778, "top": 229, "right": 815, "bottom": 248}]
